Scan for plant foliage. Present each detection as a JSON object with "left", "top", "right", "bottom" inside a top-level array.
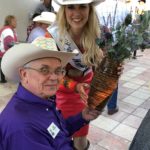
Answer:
[{"left": 96, "top": 11, "right": 150, "bottom": 63}]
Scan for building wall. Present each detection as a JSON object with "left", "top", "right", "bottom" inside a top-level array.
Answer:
[
  {"left": 3, "top": 0, "right": 148, "bottom": 41},
  {"left": 0, "top": 0, "right": 40, "bottom": 41}
]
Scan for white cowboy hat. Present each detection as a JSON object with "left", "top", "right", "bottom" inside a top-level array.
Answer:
[
  {"left": 53, "top": 0, "right": 104, "bottom": 6},
  {"left": 1, "top": 37, "right": 78, "bottom": 82},
  {"left": 33, "top": 12, "right": 56, "bottom": 24}
]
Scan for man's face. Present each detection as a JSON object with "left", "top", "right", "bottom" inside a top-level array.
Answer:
[
  {"left": 20, "top": 58, "right": 65, "bottom": 99},
  {"left": 44, "top": 0, "right": 51, "bottom": 7},
  {"left": 40, "top": 23, "right": 49, "bottom": 30}
]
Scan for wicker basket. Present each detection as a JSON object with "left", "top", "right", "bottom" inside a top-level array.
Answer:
[{"left": 88, "top": 57, "right": 119, "bottom": 111}]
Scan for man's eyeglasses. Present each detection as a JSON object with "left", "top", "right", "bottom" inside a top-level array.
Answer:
[{"left": 23, "top": 66, "right": 66, "bottom": 76}]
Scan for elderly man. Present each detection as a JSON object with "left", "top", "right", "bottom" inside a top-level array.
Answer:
[
  {"left": 27, "top": 12, "right": 56, "bottom": 43},
  {"left": 0, "top": 37, "right": 100, "bottom": 150}
]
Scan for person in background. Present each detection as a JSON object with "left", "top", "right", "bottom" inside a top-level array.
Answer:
[
  {"left": 26, "top": 13, "right": 40, "bottom": 42},
  {"left": 46, "top": 0, "right": 108, "bottom": 149},
  {"left": 35, "top": 0, "right": 54, "bottom": 14},
  {"left": 133, "top": 0, "right": 146, "bottom": 59},
  {"left": 96, "top": 0, "right": 130, "bottom": 115},
  {"left": 135, "top": 0, "right": 146, "bottom": 15},
  {"left": 96, "top": 0, "right": 130, "bottom": 29},
  {"left": 0, "top": 37, "right": 100, "bottom": 150},
  {"left": 27, "top": 12, "right": 56, "bottom": 43},
  {"left": 0, "top": 15, "right": 18, "bottom": 83}
]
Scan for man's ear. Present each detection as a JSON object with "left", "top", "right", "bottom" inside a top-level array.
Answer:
[{"left": 19, "top": 68, "right": 28, "bottom": 82}]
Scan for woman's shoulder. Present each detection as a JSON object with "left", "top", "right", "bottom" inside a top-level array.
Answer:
[{"left": 0, "top": 26, "right": 14, "bottom": 39}]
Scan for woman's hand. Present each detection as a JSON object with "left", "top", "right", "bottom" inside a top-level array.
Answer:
[
  {"left": 82, "top": 107, "right": 101, "bottom": 121},
  {"left": 117, "top": 63, "right": 124, "bottom": 76},
  {"left": 76, "top": 83, "right": 90, "bottom": 102}
]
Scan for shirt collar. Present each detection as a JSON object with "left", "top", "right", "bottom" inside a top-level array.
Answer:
[{"left": 16, "top": 83, "right": 56, "bottom": 108}]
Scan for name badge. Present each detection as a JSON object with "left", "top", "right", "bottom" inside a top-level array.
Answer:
[{"left": 47, "top": 122, "right": 60, "bottom": 139}]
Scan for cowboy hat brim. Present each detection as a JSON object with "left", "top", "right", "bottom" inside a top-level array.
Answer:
[
  {"left": 33, "top": 12, "right": 56, "bottom": 24},
  {"left": 53, "top": 0, "right": 104, "bottom": 6},
  {"left": 1, "top": 43, "right": 77, "bottom": 82}
]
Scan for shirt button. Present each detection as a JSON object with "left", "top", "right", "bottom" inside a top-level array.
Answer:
[{"left": 46, "top": 108, "right": 49, "bottom": 111}]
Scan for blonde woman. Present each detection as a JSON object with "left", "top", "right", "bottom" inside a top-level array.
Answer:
[{"left": 46, "top": 0, "right": 104, "bottom": 149}]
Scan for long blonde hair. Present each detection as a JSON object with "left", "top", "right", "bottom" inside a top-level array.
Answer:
[{"left": 56, "top": 4, "right": 103, "bottom": 68}]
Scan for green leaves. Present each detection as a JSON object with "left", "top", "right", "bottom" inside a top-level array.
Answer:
[{"left": 97, "top": 11, "right": 150, "bottom": 63}]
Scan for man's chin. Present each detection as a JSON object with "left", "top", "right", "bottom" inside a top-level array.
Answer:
[{"left": 46, "top": 91, "right": 57, "bottom": 97}]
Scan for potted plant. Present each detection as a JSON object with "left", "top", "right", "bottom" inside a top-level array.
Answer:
[{"left": 88, "top": 11, "right": 150, "bottom": 111}]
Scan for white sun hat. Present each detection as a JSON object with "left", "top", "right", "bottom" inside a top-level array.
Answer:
[
  {"left": 33, "top": 12, "right": 56, "bottom": 24},
  {"left": 1, "top": 37, "right": 78, "bottom": 82},
  {"left": 53, "top": 0, "right": 105, "bottom": 6}
]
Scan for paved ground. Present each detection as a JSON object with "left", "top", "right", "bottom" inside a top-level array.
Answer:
[
  {"left": 0, "top": 49, "right": 150, "bottom": 150},
  {"left": 88, "top": 49, "right": 150, "bottom": 150}
]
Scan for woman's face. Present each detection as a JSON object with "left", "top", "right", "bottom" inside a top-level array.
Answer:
[
  {"left": 11, "top": 18, "right": 17, "bottom": 29},
  {"left": 65, "top": 4, "right": 90, "bottom": 32}
]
